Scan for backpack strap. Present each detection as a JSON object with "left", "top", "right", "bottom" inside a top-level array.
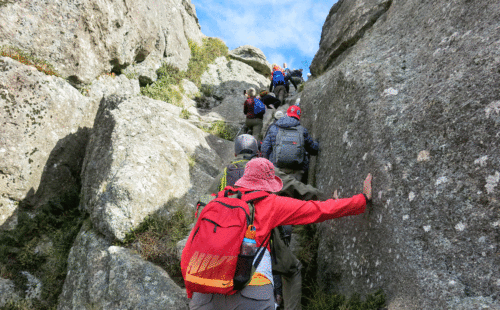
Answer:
[{"left": 253, "top": 231, "right": 272, "bottom": 269}]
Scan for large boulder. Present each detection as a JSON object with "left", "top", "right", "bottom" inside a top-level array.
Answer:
[
  {"left": 58, "top": 223, "right": 188, "bottom": 310},
  {"left": 301, "top": 0, "right": 500, "bottom": 309},
  {"left": 229, "top": 45, "right": 272, "bottom": 77},
  {"left": 0, "top": 57, "right": 99, "bottom": 227},
  {"left": 309, "top": 0, "right": 392, "bottom": 76},
  {"left": 201, "top": 57, "right": 270, "bottom": 125},
  {"left": 0, "top": 0, "right": 204, "bottom": 85},
  {"left": 80, "top": 95, "right": 233, "bottom": 241}
]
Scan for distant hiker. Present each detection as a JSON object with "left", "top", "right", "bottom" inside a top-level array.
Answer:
[
  {"left": 243, "top": 87, "right": 265, "bottom": 141},
  {"left": 261, "top": 105, "right": 319, "bottom": 182},
  {"left": 185, "top": 157, "right": 373, "bottom": 309},
  {"left": 260, "top": 90, "right": 282, "bottom": 110},
  {"left": 269, "top": 64, "right": 288, "bottom": 104},
  {"left": 289, "top": 69, "right": 304, "bottom": 91}
]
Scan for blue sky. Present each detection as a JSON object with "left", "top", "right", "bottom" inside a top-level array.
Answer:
[{"left": 190, "top": 0, "right": 337, "bottom": 80}]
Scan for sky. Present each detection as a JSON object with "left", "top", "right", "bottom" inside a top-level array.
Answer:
[{"left": 190, "top": 0, "right": 337, "bottom": 80}]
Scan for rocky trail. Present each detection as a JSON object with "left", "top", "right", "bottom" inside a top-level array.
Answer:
[{"left": 1, "top": 0, "right": 500, "bottom": 309}]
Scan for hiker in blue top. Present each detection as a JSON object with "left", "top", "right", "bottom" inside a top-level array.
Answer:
[
  {"left": 261, "top": 105, "right": 319, "bottom": 182},
  {"left": 269, "top": 64, "right": 289, "bottom": 105}
]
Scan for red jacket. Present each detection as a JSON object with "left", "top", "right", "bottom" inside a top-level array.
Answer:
[{"left": 247, "top": 190, "right": 367, "bottom": 249}]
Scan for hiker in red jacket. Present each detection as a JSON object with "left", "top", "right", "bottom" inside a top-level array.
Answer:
[
  {"left": 243, "top": 87, "right": 265, "bottom": 141},
  {"left": 189, "top": 158, "right": 373, "bottom": 309}
]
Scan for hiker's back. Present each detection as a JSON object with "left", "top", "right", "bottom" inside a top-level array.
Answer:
[{"left": 273, "top": 125, "right": 305, "bottom": 170}]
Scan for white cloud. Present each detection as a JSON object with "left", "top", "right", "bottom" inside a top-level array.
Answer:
[{"left": 193, "top": 0, "right": 336, "bottom": 57}]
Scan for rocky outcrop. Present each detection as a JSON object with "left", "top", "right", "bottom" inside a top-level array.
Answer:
[
  {"left": 0, "top": 0, "right": 204, "bottom": 85},
  {"left": 80, "top": 95, "right": 233, "bottom": 241},
  {"left": 0, "top": 57, "right": 99, "bottom": 226},
  {"left": 201, "top": 57, "right": 270, "bottom": 125},
  {"left": 229, "top": 45, "right": 272, "bottom": 77},
  {"left": 301, "top": 0, "right": 500, "bottom": 309},
  {"left": 86, "top": 74, "right": 141, "bottom": 101},
  {"left": 310, "top": 0, "right": 392, "bottom": 76},
  {"left": 58, "top": 223, "right": 188, "bottom": 310}
]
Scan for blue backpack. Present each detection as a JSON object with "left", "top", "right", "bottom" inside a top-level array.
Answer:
[
  {"left": 272, "top": 70, "right": 285, "bottom": 87},
  {"left": 253, "top": 97, "right": 266, "bottom": 115}
]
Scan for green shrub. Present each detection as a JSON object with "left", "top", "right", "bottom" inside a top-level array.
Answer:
[
  {"left": 140, "top": 38, "right": 228, "bottom": 105},
  {"left": 185, "top": 38, "right": 228, "bottom": 88},
  {"left": 298, "top": 82, "right": 305, "bottom": 92},
  {"left": 141, "top": 79, "right": 184, "bottom": 106},
  {"left": 0, "top": 189, "right": 85, "bottom": 310},
  {"left": 202, "top": 120, "right": 233, "bottom": 140},
  {"left": 180, "top": 108, "right": 191, "bottom": 119},
  {"left": 199, "top": 84, "right": 215, "bottom": 97},
  {"left": 116, "top": 207, "right": 193, "bottom": 286},
  {"left": 0, "top": 46, "right": 59, "bottom": 77}
]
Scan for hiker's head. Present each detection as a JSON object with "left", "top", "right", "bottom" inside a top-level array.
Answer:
[
  {"left": 260, "top": 90, "right": 269, "bottom": 97},
  {"left": 274, "top": 111, "right": 284, "bottom": 120},
  {"left": 234, "top": 134, "right": 258, "bottom": 156},
  {"left": 287, "top": 105, "right": 301, "bottom": 120},
  {"left": 247, "top": 88, "right": 256, "bottom": 97},
  {"left": 235, "top": 158, "right": 283, "bottom": 192}
]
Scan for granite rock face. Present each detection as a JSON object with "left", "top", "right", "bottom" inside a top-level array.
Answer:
[
  {"left": 301, "top": 0, "right": 500, "bottom": 309},
  {"left": 229, "top": 45, "right": 272, "bottom": 77},
  {"left": 201, "top": 57, "right": 270, "bottom": 125},
  {"left": 0, "top": 57, "right": 99, "bottom": 227},
  {"left": 80, "top": 95, "right": 230, "bottom": 241},
  {"left": 310, "top": 0, "right": 392, "bottom": 76},
  {"left": 0, "top": 0, "right": 203, "bottom": 85},
  {"left": 58, "top": 223, "right": 188, "bottom": 310}
]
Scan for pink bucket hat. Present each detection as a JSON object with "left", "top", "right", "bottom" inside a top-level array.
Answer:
[{"left": 235, "top": 158, "right": 283, "bottom": 192}]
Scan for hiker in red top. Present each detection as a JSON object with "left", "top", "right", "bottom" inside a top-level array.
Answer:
[
  {"left": 243, "top": 87, "right": 265, "bottom": 141},
  {"left": 188, "top": 157, "right": 373, "bottom": 309}
]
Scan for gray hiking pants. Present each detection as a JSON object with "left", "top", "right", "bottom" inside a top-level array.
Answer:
[
  {"left": 274, "top": 85, "right": 287, "bottom": 105},
  {"left": 245, "top": 117, "right": 263, "bottom": 141},
  {"left": 282, "top": 259, "right": 302, "bottom": 310},
  {"left": 189, "top": 284, "right": 275, "bottom": 309}
]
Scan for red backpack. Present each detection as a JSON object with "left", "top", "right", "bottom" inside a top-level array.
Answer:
[{"left": 181, "top": 187, "right": 269, "bottom": 298}]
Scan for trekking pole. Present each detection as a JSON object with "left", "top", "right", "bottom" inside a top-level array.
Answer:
[{"left": 235, "top": 124, "right": 246, "bottom": 137}]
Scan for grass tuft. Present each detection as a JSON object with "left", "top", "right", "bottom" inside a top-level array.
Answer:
[
  {"left": 180, "top": 108, "right": 191, "bottom": 119},
  {"left": 141, "top": 37, "right": 228, "bottom": 105},
  {"left": 0, "top": 46, "right": 60, "bottom": 77},
  {"left": 0, "top": 189, "right": 85, "bottom": 310},
  {"left": 115, "top": 207, "right": 193, "bottom": 286},
  {"left": 201, "top": 120, "right": 234, "bottom": 140}
]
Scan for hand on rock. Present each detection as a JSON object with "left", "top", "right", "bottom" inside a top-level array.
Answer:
[
  {"left": 363, "top": 173, "right": 372, "bottom": 201},
  {"left": 332, "top": 189, "right": 339, "bottom": 200}
]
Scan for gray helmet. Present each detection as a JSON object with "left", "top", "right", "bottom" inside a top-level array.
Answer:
[{"left": 234, "top": 134, "right": 258, "bottom": 155}]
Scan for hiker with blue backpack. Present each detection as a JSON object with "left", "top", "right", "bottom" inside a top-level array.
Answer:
[
  {"left": 269, "top": 64, "right": 289, "bottom": 105},
  {"left": 243, "top": 88, "right": 266, "bottom": 141},
  {"left": 262, "top": 105, "right": 319, "bottom": 182},
  {"left": 182, "top": 157, "right": 373, "bottom": 309}
]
